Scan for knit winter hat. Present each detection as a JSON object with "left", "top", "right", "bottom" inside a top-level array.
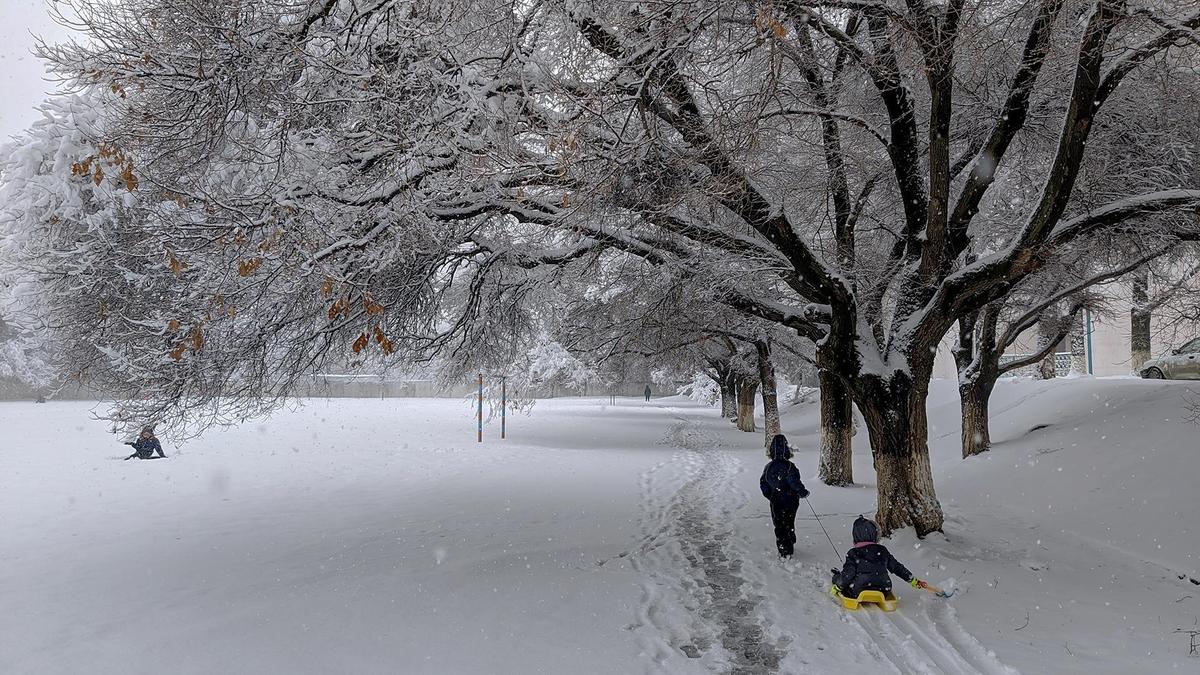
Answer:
[{"left": 852, "top": 516, "right": 880, "bottom": 544}]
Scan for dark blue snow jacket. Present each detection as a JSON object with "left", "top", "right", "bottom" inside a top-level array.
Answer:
[
  {"left": 832, "top": 517, "right": 914, "bottom": 596},
  {"left": 127, "top": 437, "right": 165, "bottom": 459},
  {"left": 759, "top": 441, "right": 809, "bottom": 504},
  {"left": 833, "top": 543, "right": 914, "bottom": 596}
]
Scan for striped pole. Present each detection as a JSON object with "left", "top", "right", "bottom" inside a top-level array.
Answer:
[
  {"left": 477, "top": 373, "right": 483, "bottom": 443},
  {"left": 501, "top": 376, "right": 507, "bottom": 439}
]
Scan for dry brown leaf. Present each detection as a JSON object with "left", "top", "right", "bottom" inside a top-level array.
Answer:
[
  {"left": 120, "top": 164, "right": 138, "bottom": 192},
  {"left": 238, "top": 257, "right": 263, "bottom": 277},
  {"left": 168, "top": 252, "right": 186, "bottom": 276},
  {"left": 373, "top": 326, "right": 394, "bottom": 355},
  {"left": 363, "top": 295, "right": 385, "bottom": 315},
  {"left": 328, "top": 298, "right": 349, "bottom": 320},
  {"left": 352, "top": 333, "right": 369, "bottom": 354}
]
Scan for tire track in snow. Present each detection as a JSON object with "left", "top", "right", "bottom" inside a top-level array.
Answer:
[{"left": 631, "top": 415, "right": 787, "bottom": 674}]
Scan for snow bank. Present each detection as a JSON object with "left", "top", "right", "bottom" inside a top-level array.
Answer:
[{"left": 4, "top": 378, "right": 1200, "bottom": 673}]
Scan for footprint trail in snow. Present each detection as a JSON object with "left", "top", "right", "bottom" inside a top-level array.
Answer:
[
  {"left": 631, "top": 415, "right": 787, "bottom": 674},
  {"left": 632, "top": 409, "right": 1021, "bottom": 675}
]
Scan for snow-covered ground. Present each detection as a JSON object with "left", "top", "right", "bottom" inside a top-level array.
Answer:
[{"left": 3, "top": 378, "right": 1199, "bottom": 673}]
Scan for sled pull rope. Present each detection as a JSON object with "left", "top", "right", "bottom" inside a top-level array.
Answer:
[{"left": 806, "top": 497, "right": 841, "bottom": 561}]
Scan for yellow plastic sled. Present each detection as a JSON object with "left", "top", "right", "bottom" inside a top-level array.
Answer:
[{"left": 832, "top": 587, "right": 898, "bottom": 612}]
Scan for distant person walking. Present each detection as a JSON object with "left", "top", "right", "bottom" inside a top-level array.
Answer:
[
  {"left": 644, "top": 385, "right": 652, "bottom": 402},
  {"left": 759, "top": 434, "right": 809, "bottom": 558},
  {"left": 124, "top": 427, "right": 167, "bottom": 460}
]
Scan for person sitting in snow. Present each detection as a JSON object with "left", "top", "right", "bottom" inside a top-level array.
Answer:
[
  {"left": 831, "top": 516, "right": 928, "bottom": 598},
  {"left": 123, "top": 427, "right": 167, "bottom": 460},
  {"left": 759, "top": 434, "right": 809, "bottom": 558}
]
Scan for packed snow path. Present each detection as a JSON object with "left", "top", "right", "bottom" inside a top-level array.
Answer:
[
  {"left": 634, "top": 409, "right": 1021, "bottom": 675},
  {"left": 632, "top": 418, "right": 787, "bottom": 673}
]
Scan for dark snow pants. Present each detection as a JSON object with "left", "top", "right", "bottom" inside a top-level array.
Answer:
[{"left": 770, "top": 498, "right": 799, "bottom": 557}]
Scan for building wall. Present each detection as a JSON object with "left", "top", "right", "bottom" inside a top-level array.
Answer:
[{"left": 932, "top": 290, "right": 1200, "bottom": 380}]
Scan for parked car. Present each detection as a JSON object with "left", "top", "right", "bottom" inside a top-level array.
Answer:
[{"left": 1140, "top": 337, "right": 1200, "bottom": 379}]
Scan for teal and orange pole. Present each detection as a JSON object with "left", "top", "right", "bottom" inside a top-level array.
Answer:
[
  {"left": 501, "top": 376, "right": 507, "bottom": 439},
  {"left": 477, "top": 373, "right": 483, "bottom": 443}
]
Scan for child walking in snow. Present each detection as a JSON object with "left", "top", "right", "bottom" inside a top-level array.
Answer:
[
  {"left": 831, "top": 516, "right": 928, "bottom": 598},
  {"left": 759, "top": 434, "right": 809, "bottom": 558}
]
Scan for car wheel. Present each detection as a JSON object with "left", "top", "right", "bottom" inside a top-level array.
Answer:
[{"left": 1143, "top": 367, "right": 1165, "bottom": 379}]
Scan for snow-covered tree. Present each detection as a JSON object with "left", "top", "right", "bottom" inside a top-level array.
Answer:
[
  {"left": 954, "top": 243, "right": 1167, "bottom": 457},
  {"left": 15, "top": 0, "right": 1200, "bottom": 534}
]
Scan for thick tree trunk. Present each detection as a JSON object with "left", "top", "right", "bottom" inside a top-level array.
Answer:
[
  {"left": 818, "top": 367, "right": 854, "bottom": 485},
  {"left": 735, "top": 377, "right": 758, "bottom": 433},
  {"left": 956, "top": 307, "right": 1000, "bottom": 458},
  {"left": 719, "top": 382, "right": 737, "bottom": 419},
  {"left": 1037, "top": 317, "right": 1058, "bottom": 379},
  {"left": 1131, "top": 270, "right": 1152, "bottom": 372},
  {"left": 755, "top": 341, "right": 781, "bottom": 448},
  {"left": 857, "top": 372, "right": 943, "bottom": 537},
  {"left": 713, "top": 362, "right": 737, "bottom": 419},
  {"left": 1069, "top": 317, "right": 1087, "bottom": 375},
  {"left": 959, "top": 374, "right": 996, "bottom": 458}
]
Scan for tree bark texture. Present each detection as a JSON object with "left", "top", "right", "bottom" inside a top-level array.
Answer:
[
  {"left": 714, "top": 362, "right": 737, "bottom": 420},
  {"left": 954, "top": 308, "right": 999, "bottom": 458},
  {"left": 818, "top": 367, "right": 854, "bottom": 485},
  {"left": 1037, "top": 317, "right": 1058, "bottom": 379},
  {"left": 1131, "top": 270, "right": 1152, "bottom": 372},
  {"left": 959, "top": 375, "right": 996, "bottom": 458},
  {"left": 735, "top": 376, "right": 758, "bottom": 433},
  {"left": 1069, "top": 317, "right": 1087, "bottom": 375},
  {"left": 854, "top": 362, "right": 943, "bottom": 537},
  {"left": 755, "top": 341, "right": 781, "bottom": 449}
]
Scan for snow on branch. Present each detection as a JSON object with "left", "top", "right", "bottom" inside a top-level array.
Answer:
[
  {"left": 1045, "top": 190, "right": 1200, "bottom": 248},
  {"left": 1099, "top": 11, "right": 1200, "bottom": 105}
]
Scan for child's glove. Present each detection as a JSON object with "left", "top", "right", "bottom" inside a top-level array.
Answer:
[{"left": 910, "top": 578, "right": 923, "bottom": 589}]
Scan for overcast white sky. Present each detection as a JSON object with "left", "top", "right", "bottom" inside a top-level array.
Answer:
[{"left": 0, "top": 0, "right": 72, "bottom": 139}]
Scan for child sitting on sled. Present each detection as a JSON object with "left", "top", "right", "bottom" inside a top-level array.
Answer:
[{"left": 831, "top": 516, "right": 929, "bottom": 599}]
